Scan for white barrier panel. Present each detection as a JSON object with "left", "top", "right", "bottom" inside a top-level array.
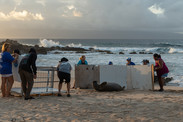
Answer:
[
  {"left": 128, "top": 65, "right": 153, "bottom": 90},
  {"left": 75, "top": 65, "right": 99, "bottom": 89},
  {"left": 75, "top": 65, "right": 154, "bottom": 90},
  {"left": 99, "top": 65, "right": 127, "bottom": 89}
]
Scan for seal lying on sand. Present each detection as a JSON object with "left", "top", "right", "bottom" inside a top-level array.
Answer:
[{"left": 93, "top": 81, "right": 125, "bottom": 91}]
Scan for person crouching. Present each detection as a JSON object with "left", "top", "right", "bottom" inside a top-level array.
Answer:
[{"left": 57, "top": 57, "right": 72, "bottom": 97}]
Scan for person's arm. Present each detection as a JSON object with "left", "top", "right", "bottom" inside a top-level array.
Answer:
[
  {"left": 57, "top": 63, "right": 60, "bottom": 75},
  {"left": 155, "top": 60, "right": 163, "bottom": 70},
  {"left": 12, "top": 53, "right": 19, "bottom": 63},
  {"left": 77, "top": 60, "right": 81, "bottom": 66},
  {"left": 30, "top": 53, "right": 37, "bottom": 78},
  {"left": 4, "top": 52, "right": 19, "bottom": 63}
]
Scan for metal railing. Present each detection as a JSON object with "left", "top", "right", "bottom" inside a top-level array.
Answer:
[{"left": 6, "top": 66, "right": 60, "bottom": 95}]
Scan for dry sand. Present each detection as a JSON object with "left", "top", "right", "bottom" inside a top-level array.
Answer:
[{"left": 1, "top": 85, "right": 183, "bottom": 122}]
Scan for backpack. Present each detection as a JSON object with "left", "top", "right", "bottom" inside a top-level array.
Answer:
[{"left": 19, "top": 54, "right": 30, "bottom": 67}]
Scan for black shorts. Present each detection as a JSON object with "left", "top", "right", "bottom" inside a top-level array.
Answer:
[{"left": 58, "top": 71, "right": 71, "bottom": 83}]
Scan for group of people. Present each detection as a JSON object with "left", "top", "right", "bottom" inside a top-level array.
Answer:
[
  {"left": 0, "top": 42, "right": 169, "bottom": 100},
  {"left": 108, "top": 55, "right": 169, "bottom": 91},
  {"left": 0, "top": 43, "right": 37, "bottom": 100},
  {"left": 108, "top": 57, "right": 149, "bottom": 66},
  {"left": 0, "top": 44, "right": 88, "bottom": 99}
]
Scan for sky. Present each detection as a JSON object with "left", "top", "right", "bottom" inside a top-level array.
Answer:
[{"left": 0, "top": 0, "right": 183, "bottom": 39}]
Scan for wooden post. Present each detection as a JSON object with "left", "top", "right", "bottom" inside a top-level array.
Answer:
[{"left": 151, "top": 64, "right": 154, "bottom": 90}]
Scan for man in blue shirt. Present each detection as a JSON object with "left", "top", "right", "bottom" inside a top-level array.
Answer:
[{"left": 126, "top": 57, "right": 135, "bottom": 66}]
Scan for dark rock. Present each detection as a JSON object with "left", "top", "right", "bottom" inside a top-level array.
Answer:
[
  {"left": 106, "top": 51, "right": 113, "bottom": 54},
  {"left": 119, "top": 52, "right": 124, "bottom": 54},
  {"left": 89, "top": 48, "right": 95, "bottom": 51},
  {"left": 53, "top": 52, "right": 62, "bottom": 54},
  {"left": 148, "top": 52, "right": 153, "bottom": 54},
  {"left": 76, "top": 51, "right": 87, "bottom": 53},
  {"left": 129, "top": 51, "right": 137, "bottom": 54},
  {"left": 139, "top": 52, "right": 147, "bottom": 54}
]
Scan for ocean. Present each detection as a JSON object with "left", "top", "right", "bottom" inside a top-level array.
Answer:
[{"left": 1, "top": 38, "right": 183, "bottom": 86}]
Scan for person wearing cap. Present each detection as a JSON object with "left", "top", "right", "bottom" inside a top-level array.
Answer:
[
  {"left": 19, "top": 48, "right": 37, "bottom": 100},
  {"left": 126, "top": 57, "right": 135, "bottom": 66},
  {"left": 142, "top": 59, "right": 150, "bottom": 65},
  {"left": 108, "top": 61, "right": 113, "bottom": 65},
  {"left": 57, "top": 57, "right": 72, "bottom": 97}
]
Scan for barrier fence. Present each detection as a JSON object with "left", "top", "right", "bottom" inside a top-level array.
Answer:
[
  {"left": 0, "top": 67, "right": 60, "bottom": 96},
  {"left": 0, "top": 65, "right": 154, "bottom": 96}
]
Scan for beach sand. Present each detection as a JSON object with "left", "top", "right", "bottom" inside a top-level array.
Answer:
[{"left": 1, "top": 85, "right": 183, "bottom": 121}]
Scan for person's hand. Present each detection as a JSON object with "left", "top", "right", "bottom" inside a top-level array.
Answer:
[
  {"left": 154, "top": 67, "right": 158, "bottom": 70},
  {"left": 33, "top": 74, "right": 37, "bottom": 79}
]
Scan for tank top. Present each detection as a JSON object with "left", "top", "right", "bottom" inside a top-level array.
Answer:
[{"left": 155, "top": 58, "right": 169, "bottom": 77}]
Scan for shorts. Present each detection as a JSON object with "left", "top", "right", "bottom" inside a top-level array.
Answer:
[
  {"left": 58, "top": 71, "right": 71, "bottom": 83},
  {"left": 0, "top": 74, "right": 13, "bottom": 77},
  {"left": 161, "top": 73, "right": 168, "bottom": 78}
]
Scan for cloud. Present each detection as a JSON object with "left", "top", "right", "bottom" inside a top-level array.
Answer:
[
  {"left": 62, "top": 5, "right": 82, "bottom": 17},
  {"left": 67, "top": 5, "right": 74, "bottom": 10},
  {"left": 0, "top": 10, "right": 44, "bottom": 21},
  {"left": 1, "top": 0, "right": 183, "bottom": 39},
  {"left": 148, "top": 4, "right": 165, "bottom": 16}
]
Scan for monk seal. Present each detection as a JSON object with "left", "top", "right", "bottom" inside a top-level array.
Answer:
[{"left": 93, "top": 81, "right": 125, "bottom": 91}]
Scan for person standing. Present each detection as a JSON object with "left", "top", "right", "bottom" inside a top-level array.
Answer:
[
  {"left": 12, "top": 49, "right": 23, "bottom": 82},
  {"left": 153, "top": 54, "right": 169, "bottom": 91},
  {"left": 19, "top": 48, "right": 37, "bottom": 100},
  {"left": 57, "top": 57, "right": 72, "bottom": 97},
  {"left": 0, "top": 43, "right": 18, "bottom": 97}
]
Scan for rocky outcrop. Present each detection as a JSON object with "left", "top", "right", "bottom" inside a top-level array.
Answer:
[{"left": 0, "top": 39, "right": 113, "bottom": 54}]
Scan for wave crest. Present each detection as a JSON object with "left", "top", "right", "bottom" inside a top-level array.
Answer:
[{"left": 39, "top": 39, "right": 63, "bottom": 47}]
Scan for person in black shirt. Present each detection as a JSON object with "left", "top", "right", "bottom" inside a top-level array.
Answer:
[{"left": 19, "top": 48, "right": 37, "bottom": 100}]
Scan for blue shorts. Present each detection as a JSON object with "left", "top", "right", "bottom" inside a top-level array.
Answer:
[{"left": 161, "top": 73, "right": 168, "bottom": 78}]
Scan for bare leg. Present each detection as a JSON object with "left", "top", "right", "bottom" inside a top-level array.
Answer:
[
  {"left": 72, "top": 81, "right": 75, "bottom": 88},
  {"left": 1, "top": 77, "right": 6, "bottom": 97},
  {"left": 67, "top": 83, "right": 70, "bottom": 95},
  {"left": 160, "top": 77, "right": 164, "bottom": 90},
  {"left": 58, "top": 83, "right": 62, "bottom": 95},
  {"left": 6, "top": 76, "right": 14, "bottom": 97},
  {"left": 158, "top": 77, "right": 164, "bottom": 91}
]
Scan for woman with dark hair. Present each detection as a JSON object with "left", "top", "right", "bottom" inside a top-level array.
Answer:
[
  {"left": 153, "top": 53, "right": 169, "bottom": 91},
  {"left": 0, "top": 43, "right": 18, "bottom": 97},
  {"left": 12, "top": 49, "right": 23, "bottom": 82}
]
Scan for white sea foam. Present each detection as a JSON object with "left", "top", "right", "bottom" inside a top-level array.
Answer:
[
  {"left": 39, "top": 39, "right": 63, "bottom": 47},
  {"left": 168, "top": 48, "right": 183, "bottom": 54},
  {"left": 38, "top": 39, "right": 183, "bottom": 54},
  {"left": 67, "top": 43, "right": 82, "bottom": 47}
]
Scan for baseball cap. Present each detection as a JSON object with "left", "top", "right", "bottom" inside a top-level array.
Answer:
[{"left": 126, "top": 57, "right": 131, "bottom": 61}]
